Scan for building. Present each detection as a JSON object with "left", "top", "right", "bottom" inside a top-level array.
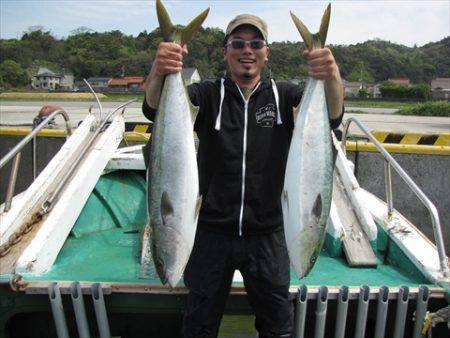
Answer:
[
  {"left": 108, "top": 76, "right": 145, "bottom": 92},
  {"left": 431, "top": 78, "right": 450, "bottom": 100},
  {"left": 59, "top": 74, "right": 74, "bottom": 91},
  {"left": 182, "top": 68, "right": 201, "bottom": 85},
  {"left": 343, "top": 80, "right": 376, "bottom": 98},
  {"left": 32, "top": 67, "right": 62, "bottom": 90},
  {"left": 343, "top": 80, "right": 363, "bottom": 98},
  {"left": 87, "top": 77, "right": 112, "bottom": 90},
  {"left": 387, "top": 77, "right": 411, "bottom": 86}
]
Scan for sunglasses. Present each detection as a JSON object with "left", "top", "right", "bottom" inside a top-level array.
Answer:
[{"left": 226, "top": 39, "right": 267, "bottom": 50}]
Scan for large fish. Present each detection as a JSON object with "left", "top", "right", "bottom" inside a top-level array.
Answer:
[
  {"left": 142, "top": 0, "right": 208, "bottom": 287},
  {"left": 282, "top": 4, "right": 334, "bottom": 279}
]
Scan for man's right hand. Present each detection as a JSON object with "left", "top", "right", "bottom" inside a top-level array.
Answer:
[
  {"left": 153, "top": 42, "right": 188, "bottom": 76},
  {"left": 144, "top": 42, "right": 188, "bottom": 109}
]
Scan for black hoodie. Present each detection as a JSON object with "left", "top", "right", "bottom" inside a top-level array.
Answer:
[{"left": 142, "top": 76, "right": 343, "bottom": 236}]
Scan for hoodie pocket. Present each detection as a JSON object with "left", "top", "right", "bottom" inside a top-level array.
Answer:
[{"left": 201, "top": 173, "right": 241, "bottom": 220}]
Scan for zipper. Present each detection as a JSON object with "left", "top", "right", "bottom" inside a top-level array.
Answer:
[{"left": 235, "top": 82, "right": 261, "bottom": 236}]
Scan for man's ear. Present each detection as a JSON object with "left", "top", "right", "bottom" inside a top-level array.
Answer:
[
  {"left": 265, "top": 46, "right": 270, "bottom": 62},
  {"left": 222, "top": 47, "right": 227, "bottom": 60}
]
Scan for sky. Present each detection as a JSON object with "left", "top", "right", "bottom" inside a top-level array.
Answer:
[{"left": 0, "top": 0, "right": 449, "bottom": 47}]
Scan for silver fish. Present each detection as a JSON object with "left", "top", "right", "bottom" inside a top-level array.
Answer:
[
  {"left": 282, "top": 4, "right": 334, "bottom": 279},
  {"left": 142, "top": 0, "right": 208, "bottom": 287}
]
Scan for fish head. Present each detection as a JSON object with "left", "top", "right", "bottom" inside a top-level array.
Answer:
[
  {"left": 222, "top": 25, "right": 269, "bottom": 84},
  {"left": 151, "top": 239, "right": 169, "bottom": 285},
  {"left": 152, "top": 225, "right": 189, "bottom": 288}
]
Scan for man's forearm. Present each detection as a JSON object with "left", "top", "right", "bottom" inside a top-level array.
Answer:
[
  {"left": 144, "top": 65, "right": 165, "bottom": 110},
  {"left": 325, "top": 74, "right": 344, "bottom": 120}
]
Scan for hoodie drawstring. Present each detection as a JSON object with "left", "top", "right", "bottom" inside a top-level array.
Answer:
[
  {"left": 215, "top": 78, "right": 226, "bottom": 131},
  {"left": 271, "top": 79, "right": 282, "bottom": 125},
  {"left": 215, "top": 78, "right": 282, "bottom": 131}
]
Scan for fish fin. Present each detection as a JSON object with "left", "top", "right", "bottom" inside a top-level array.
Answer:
[
  {"left": 156, "top": 0, "right": 209, "bottom": 45},
  {"left": 331, "top": 140, "right": 338, "bottom": 166},
  {"left": 194, "top": 195, "right": 202, "bottom": 224},
  {"left": 155, "top": 257, "right": 168, "bottom": 285},
  {"left": 292, "top": 105, "right": 300, "bottom": 125},
  {"left": 156, "top": 0, "right": 174, "bottom": 42},
  {"left": 181, "top": 8, "right": 210, "bottom": 46},
  {"left": 290, "top": 11, "right": 313, "bottom": 50},
  {"left": 318, "top": 4, "right": 331, "bottom": 48},
  {"left": 311, "top": 194, "right": 323, "bottom": 221},
  {"left": 190, "top": 104, "right": 200, "bottom": 126},
  {"left": 282, "top": 190, "right": 289, "bottom": 213},
  {"left": 160, "top": 191, "right": 174, "bottom": 227},
  {"left": 290, "top": 3, "right": 331, "bottom": 49},
  {"left": 139, "top": 222, "right": 153, "bottom": 279}
]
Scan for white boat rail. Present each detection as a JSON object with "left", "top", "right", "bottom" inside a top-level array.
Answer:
[{"left": 341, "top": 117, "right": 449, "bottom": 278}]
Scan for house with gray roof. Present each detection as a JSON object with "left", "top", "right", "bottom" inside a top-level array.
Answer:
[
  {"left": 87, "top": 77, "right": 112, "bottom": 90},
  {"left": 32, "top": 67, "right": 74, "bottom": 91},
  {"left": 32, "top": 67, "right": 62, "bottom": 90}
]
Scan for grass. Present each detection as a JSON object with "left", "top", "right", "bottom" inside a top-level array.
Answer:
[
  {"left": 344, "top": 100, "right": 420, "bottom": 109},
  {"left": 396, "top": 101, "right": 450, "bottom": 117}
]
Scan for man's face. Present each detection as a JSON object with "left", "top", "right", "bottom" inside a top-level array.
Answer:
[{"left": 222, "top": 25, "right": 269, "bottom": 84}]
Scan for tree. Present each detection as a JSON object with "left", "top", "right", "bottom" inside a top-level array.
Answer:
[
  {"left": 0, "top": 59, "right": 28, "bottom": 87},
  {"left": 346, "top": 61, "right": 374, "bottom": 83},
  {"left": 70, "top": 26, "right": 94, "bottom": 35}
]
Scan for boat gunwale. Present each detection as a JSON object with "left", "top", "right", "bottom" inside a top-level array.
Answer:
[{"left": 0, "top": 279, "right": 443, "bottom": 299}]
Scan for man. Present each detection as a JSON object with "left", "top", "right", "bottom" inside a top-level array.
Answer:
[{"left": 142, "top": 13, "right": 344, "bottom": 338}]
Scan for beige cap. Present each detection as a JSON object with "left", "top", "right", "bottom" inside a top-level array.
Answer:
[{"left": 225, "top": 14, "right": 268, "bottom": 42}]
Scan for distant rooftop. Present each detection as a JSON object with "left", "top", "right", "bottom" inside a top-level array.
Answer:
[
  {"left": 87, "top": 77, "right": 112, "bottom": 82},
  {"left": 431, "top": 78, "right": 450, "bottom": 90},
  {"left": 109, "top": 76, "right": 145, "bottom": 86},
  {"left": 36, "top": 67, "right": 60, "bottom": 77}
]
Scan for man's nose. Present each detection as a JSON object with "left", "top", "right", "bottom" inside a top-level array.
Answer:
[{"left": 242, "top": 43, "right": 253, "bottom": 53}]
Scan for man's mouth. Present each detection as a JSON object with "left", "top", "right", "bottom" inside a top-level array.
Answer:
[{"left": 238, "top": 58, "right": 256, "bottom": 64}]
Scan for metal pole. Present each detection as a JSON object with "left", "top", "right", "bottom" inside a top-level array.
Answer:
[
  {"left": 70, "top": 282, "right": 91, "bottom": 338},
  {"left": 0, "top": 109, "right": 71, "bottom": 169},
  {"left": 32, "top": 135, "right": 37, "bottom": 179},
  {"left": 91, "top": 283, "right": 111, "bottom": 338},
  {"left": 48, "top": 282, "right": 70, "bottom": 338},
  {"left": 341, "top": 118, "right": 449, "bottom": 277},
  {"left": 4, "top": 153, "right": 21, "bottom": 212},
  {"left": 334, "top": 286, "right": 349, "bottom": 338},
  {"left": 314, "top": 286, "right": 328, "bottom": 338},
  {"left": 384, "top": 161, "right": 393, "bottom": 216},
  {"left": 374, "top": 286, "right": 389, "bottom": 338},
  {"left": 412, "top": 285, "right": 429, "bottom": 338},
  {"left": 294, "top": 285, "right": 308, "bottom": 338},
  {"left": 393, "top": 286, "right": 409, "bottom": 338},
  {"left": 354, "top": 285, "right": 370, "bottom": 338},
  {"left": 83, "top": 79, "right": 104, "bottom": 120}
]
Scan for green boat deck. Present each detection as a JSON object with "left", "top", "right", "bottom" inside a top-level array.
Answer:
[{"left": 21, "top": 170, "right": 431, "bottom": 288}]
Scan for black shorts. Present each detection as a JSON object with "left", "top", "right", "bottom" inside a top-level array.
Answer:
[{"left": 182, "top": 227, "right": 294, "bottom": 338}]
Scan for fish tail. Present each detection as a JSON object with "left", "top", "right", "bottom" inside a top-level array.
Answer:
[
  {"left": 156, "top": 0, "right": 209, "bottom": 45},
  {"left": 290, "top": 3, "right": 331, "bottom": 49}
]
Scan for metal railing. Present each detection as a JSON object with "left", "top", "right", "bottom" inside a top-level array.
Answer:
[
  {"left": 0, "top": 109, "right": 72, "bottom": 212},
  {"left": 341, "top": 117, "right": 449, "bottom": 277}
]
